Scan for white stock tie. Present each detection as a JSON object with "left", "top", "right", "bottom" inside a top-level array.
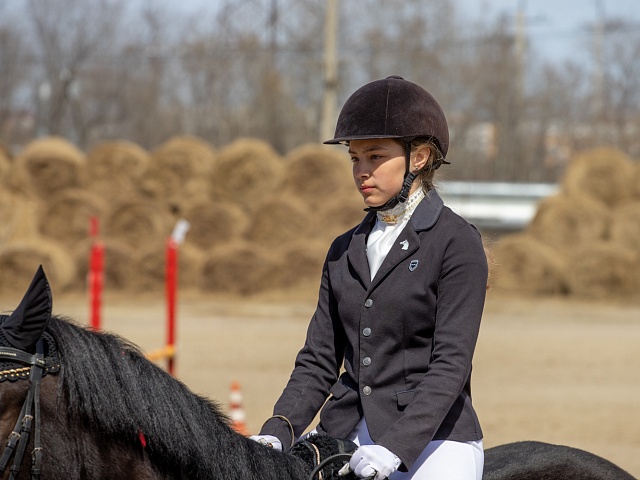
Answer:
[{"left": 366, "top": 219, "right": 406, "bottom": 281}]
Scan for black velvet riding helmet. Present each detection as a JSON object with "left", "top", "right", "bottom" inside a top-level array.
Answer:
[{"left": 324, "top": 76, "right": 449, "bottom": 211}]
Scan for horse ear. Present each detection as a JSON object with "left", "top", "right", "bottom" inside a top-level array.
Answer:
[{"left": 1, "top": 265, "right": 52, "bottom": 350}]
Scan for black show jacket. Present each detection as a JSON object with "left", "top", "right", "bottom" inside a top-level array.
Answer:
[{"left": 261, "top": 191, "right": 488, "bottom": 470}]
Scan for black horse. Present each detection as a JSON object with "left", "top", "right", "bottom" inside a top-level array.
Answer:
[{"left": 0, "top": 267, "right": 636, "bottom": 480}]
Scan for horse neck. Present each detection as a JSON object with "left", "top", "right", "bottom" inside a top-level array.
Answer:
[
  {"left": 42, "top": 318, "right": 311, "bottom": 479},
  {"left": 32, "top": 375, "right": 308, "bottom": 480}
]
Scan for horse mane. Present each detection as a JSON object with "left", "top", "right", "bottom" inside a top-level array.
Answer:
[{"left": 46, "top": 315, "right": 308, "bottom": 480}]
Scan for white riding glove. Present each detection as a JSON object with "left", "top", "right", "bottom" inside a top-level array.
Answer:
[
  {"left": 249, "top": 434, "right": 283, "bottom": 451},
  {"left": 339, "top": 444, "right": 401, "bottom": 480}
]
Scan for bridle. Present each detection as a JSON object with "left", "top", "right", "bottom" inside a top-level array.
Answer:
[{"left": 0, "top": 338, "right": 52, "bottom": 480}]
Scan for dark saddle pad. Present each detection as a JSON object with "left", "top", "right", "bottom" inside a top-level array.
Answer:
[{"left": 289, "top": 433, "right": 359, "bottom": 480}]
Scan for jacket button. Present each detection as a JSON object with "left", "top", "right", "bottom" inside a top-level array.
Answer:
[
  {"left": 363, "top": 386, "right": 372, "bottom": 395},
  {"left": 363, "top": 357, "right": 371, "bottom": 366},
  {"left": 364, "top": 299, "right": 373, "bottom": 307},
  {"left": 363, "top": 327, "right": 371, "bottom": 337}
]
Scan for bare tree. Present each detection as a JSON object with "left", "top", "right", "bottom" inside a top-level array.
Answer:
[
  {"left": 26, "top": 0, "right": 126, "bottom": 140},
  {"left": 0, "top": 9, "right": 31, "bottom": 148}
]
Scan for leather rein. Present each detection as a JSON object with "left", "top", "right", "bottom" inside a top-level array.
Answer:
[{"left": 0, "top": 339, "right": 46, "bottom": 480}]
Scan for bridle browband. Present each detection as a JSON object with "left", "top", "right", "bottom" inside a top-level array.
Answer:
[{"left": 0, "top": 340, "right": 46, "bottom": 480}]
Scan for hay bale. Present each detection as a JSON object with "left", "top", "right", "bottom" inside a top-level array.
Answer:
[
  {"left": 38, "top": 189, "right": 107, "bottom": 248},
  {"left": 104, "top": 198, "right": 174, "bottom": 249},
  {"left": 201, "top": 241, "right": 278, "bottom": 295},
  {"left": 244, "top": 193, "right": 313, "bottom": 248},
  {"left": 0, "top": 237, "right": 76, "bottom": 292},
  {"left": 0, "top": 146, "right": 11, "bottom": 184},
  {"left": 0, "top": 142, "right": 11, "bottom": 160},
  {"left": 316, "top": 190, "right": 367, "bottom": 241},
  {"left": 493, "top": 233, "right": 567, "bottom": 295},
  {"left": 181, "top": 197, "right": 249, "bottom": 250},
  {"left": 11, "top": 136, "right": 86, "bottom": 198},
  {"left": 562, "top": 147, "right": 635, "bottom": 206},
  {"left": 564, "top": 241, "right": 639, "bottom": 298},
  {"left": 82, "top": 239, "right": 137, "bottom": 291},
  {"left": 139, "top": 135, "right": 215, "bottom": 207},
  {"left": 269, "top": 240, "right": 327, "bottom": 289},
  {"left": 632, "top": 161, "right": 640, "bottom": 200},
  {"left": 527, "top": 193, "right": 610, "bottom": 252},
  {"left": 70, "top": 238, "right": 137, "bottom": 292},
  {"left": 0, "top": 190, "right": 40, "bottom": 246},
  {"left": 209, "top": 138, "right": 284, "bottom": 212},
  {"left": 86, "top": 141, "right": 150, "bottom": 201},
  {"left": 282, "top": 144, "right": 353, "bottom": 204},
  {"left": 609, "top": 201, "right": 640, "bottom": 253},
  {"left": 483, "top": 239, "right": 497, "bottom": 291},
  {"left": 134, "top": 241, "right": 204, "bottom": 292}
]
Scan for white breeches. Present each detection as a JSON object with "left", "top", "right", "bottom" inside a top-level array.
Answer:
[{"left": 347, "top": 418, "right": 484, "bottom": 480}]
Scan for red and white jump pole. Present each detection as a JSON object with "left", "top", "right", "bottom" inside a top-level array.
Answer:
[
  {"left": 163, "top": 219, "right": 190, "bottom": 376},
  {"left": 87, "top": 217, "right": 189, "bottom": 375}
]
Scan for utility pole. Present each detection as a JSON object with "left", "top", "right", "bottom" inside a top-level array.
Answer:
[
  {"left": 593, "top": 0, "right": 605, "bottom": 137},
  {"left": 514, "top": 0, "right": 526, "bottom": 101},
  {"left": 320, "top": 0, "right": 339, "bottom": 143}
]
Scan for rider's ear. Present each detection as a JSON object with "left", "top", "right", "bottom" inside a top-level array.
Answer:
[{"left": 1, "top": 265, "right": 52, "bottom": 350}]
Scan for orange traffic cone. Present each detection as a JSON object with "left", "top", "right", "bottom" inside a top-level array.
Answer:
[{"left": 229, "top": 381, "right": 248, "bottom": 435}]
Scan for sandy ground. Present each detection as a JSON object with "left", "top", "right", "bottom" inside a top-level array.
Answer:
[{"left": 41, "top": 287, "right": 640, "bottom": 477}]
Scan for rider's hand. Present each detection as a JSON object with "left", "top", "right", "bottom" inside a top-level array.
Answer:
[
  {"left": 249, "top": 434, "right": 283, "bottom": 451},
  {"left": 338, "top": 444, "right": 401, "bottom": 479}
]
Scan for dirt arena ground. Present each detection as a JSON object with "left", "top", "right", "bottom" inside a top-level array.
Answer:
[{"left": 45, "top": 286, "right": 640, "bottom": 477}]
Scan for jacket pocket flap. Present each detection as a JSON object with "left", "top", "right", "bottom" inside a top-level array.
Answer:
[
  {"left": 395, "top": 389, "right": 415, "bottom": 407},
  {"left": 329, "top": 380, "right": 351, "bottom": 399}
]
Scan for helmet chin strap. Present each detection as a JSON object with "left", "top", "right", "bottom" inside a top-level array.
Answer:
[{"left": 364, "top": 140, "right": 416, "bottom": 212}]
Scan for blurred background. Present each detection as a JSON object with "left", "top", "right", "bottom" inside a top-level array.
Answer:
[
  {"left": 1, "top": 0, "right": 640, "bottom": 295},
  {"left": 1, "top": 1, "right": 639, "bottom": 475},
  {"left": 2, "top": 0, "right": 639, "bottom": 180}
]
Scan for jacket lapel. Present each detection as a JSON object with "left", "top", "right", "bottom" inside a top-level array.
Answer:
[{"left": 347, "top": 212, "right": 376, "bottom": 287}]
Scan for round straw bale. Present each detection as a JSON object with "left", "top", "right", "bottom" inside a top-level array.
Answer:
[
  {"left": 631, "top": 161, "right": 640, "bottom": 200},
  {"left": 269, "top": 239, "right": 327, "bottom": 289},
  {"left": 11, "top": 136, "right": 86, "bottom": 198},
  {"left": 181, "top": 197, "right": 249, "bottom": 250},
  {"left": 244, "top": 193, "right": 313, "bottom": 248},
  {"left": 609, "top": 201, "right": 640, "bottom": 253},
  {"left": 71, "top": 238, "right": 138, "bottom": 292},
  {"left": 0, "top": 237, "right": 76, "bottom": 293},
  {"left": 151, "top": 135, "right": 216, "bottom": 180},
  {"left": 493, "top": 233, "right": 567, "bottom": 295},
  {"left": 104, "top": 198, "right": 174, "bottom": 249},
  {"left": 209, "top": 138, "right": 284, "bottom": 212},
  {"left": 0, "top": 190, "right": 40, "bottom": 246},
  {"left": 70, "top": 239, "right": 137, "bottom": 291},
  {"left": 0, "top": 142, "right": 11, "bottom": 160},
  {"left": 134, "top": 240, "right": 204, "bottom": 292},
  {"left": 86, "top": 140, "right": 150, "bottom": 201},
  {"left": 527, "top": 193, "right": 610, "bottom": 252},
  {"left": 139, "top": 135, "right": 216, "bottom": 206},
  {"left": 0, "top": 146, "right": 11, "bottom": 184},
  {"left": 315, "top": 190, "right": 367, "bottom": 241},
  {"left": 564, "top": 241, "right": 639, "bottom": 299},
  {"left": 282, "top": 143, "right": 353, "bottom": 205},
  {"left": 201, "top": 241, "right": 278, "bottom": 295},
  {"left": 483, "top": 239, "right": 497, "bottom": 291},
  {"left": 38, "top": 189, "right": 107, "bottom": 248},
  {"left": 561, "top": 147, "right": 634, "bottom": 206}
]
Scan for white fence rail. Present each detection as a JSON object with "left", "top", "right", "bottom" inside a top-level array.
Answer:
[{"left": 438, "top": 181, "right": 559, "bottom": 232}]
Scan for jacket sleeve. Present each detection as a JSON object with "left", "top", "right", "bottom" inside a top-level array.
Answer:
[
  {"left": 377, "top": 223, "right": 488, "bottom": 469},
  {"left": 259, "top": 242, "right": 347, "bottom": 448}
]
